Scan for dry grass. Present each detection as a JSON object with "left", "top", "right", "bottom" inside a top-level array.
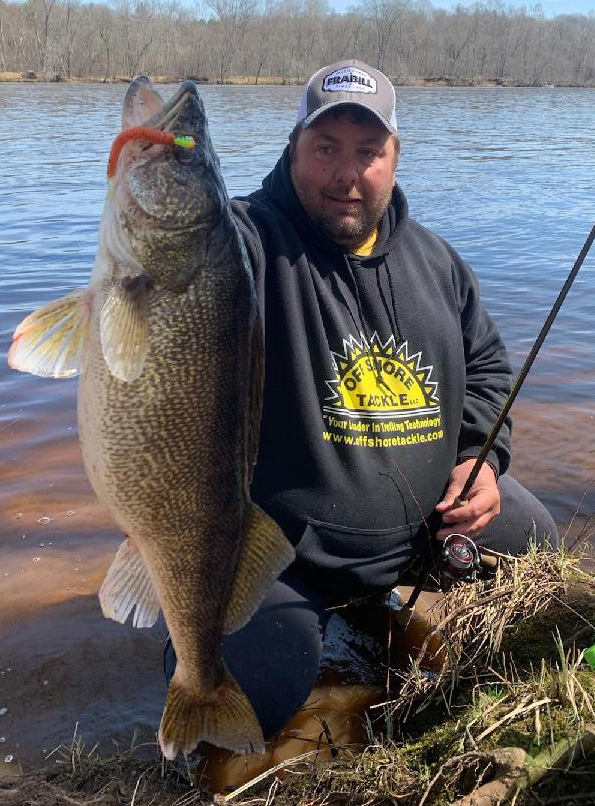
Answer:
[
  {"left": 0, "top": 729, "right": 211, "bottom": 806},
  {"left": 0, "top": 72, "right": 294, "bottom": 85},
  {"left": 219, "top": 76, "right": 295, "bottom": 85},
  {"left": 251, "top": 547, "right": 595, "bottom": 806},
  {"left": 383, "top": 544, "right": 580, "bottom": 723}
]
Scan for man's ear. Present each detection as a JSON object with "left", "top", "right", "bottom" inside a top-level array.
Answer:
[{"left": 393, "top": 135, "right": 402, "bottom": 169}]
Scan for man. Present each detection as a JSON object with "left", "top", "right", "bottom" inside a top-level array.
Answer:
[{"left": 166, "top": 59, "right": 557, "bottom": 741}]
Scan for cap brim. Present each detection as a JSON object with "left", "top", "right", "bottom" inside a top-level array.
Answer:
[{"left": 302, "top": 100, "right": 398, "bottom": 136}]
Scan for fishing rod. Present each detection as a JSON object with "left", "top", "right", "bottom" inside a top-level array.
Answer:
[
  {"left": 456, "top": 222, "right": 595, "bottom": 504},
  {"left": 396, "top": 222, "right": 595, "bottom": 629}
]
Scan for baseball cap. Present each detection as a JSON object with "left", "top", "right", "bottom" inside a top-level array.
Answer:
[{"left": 296, "top": 59, "right": 398, "bottom": 135}]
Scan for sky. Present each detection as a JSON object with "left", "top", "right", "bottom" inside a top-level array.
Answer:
[
  {"left": 330, "top": 0, "right": 595, "bottom": 15},
  {"left": 433, "top": 0, "right": 593, "bottom": 12}
]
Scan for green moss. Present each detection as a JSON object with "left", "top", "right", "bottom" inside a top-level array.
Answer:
[
  {"left": 501, "top": 584, "right": 595, "bottom": 671},
  {"left": 270, "top": 747, "right": 420, "bottom": 806},
  {"left": 402, "top": 716, "right": 463, "bottom": 768}
]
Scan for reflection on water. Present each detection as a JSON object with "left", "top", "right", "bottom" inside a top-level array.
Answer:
[{"left": 1, "top": 83, "right": 595, "bottom": 775}]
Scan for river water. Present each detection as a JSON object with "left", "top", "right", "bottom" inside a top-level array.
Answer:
[{"left": 1, "top": 83, "right": 595, "bottom": 774}]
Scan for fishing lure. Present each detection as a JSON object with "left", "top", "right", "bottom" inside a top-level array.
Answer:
[{"left": 107, "top": 126, "right": 195, "bottom": 180}]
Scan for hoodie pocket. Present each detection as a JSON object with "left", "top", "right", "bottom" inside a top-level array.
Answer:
[{"left": 294, "top": 517, "right": 425, "bottom": 598}]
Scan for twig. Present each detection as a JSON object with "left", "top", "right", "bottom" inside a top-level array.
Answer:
[
  {"left": 548, "top": 592, "right": 595, "bottom": 632},
  {"left": 417, "top": 752, "right": 486, "bottom": 806},
  {"left": 523, "top": 723, "right": 595, "bottom": 786},
  {"left": 47, "top": 784, "right": 109, "bottom": 806},
  {"left": 563, "top": 479, "right": 595, "bottom": 548},
  {"left": 223, "top": 750, "right": 322, "bottom": 802},
  {"left": 453, "top": 726, "right": 595, "bottom": 806},
  {"left": 475, "top": 697, "right": 551, "bottom": 743}
]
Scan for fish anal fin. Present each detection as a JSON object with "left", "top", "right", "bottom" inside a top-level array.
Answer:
[
  {"left": 99, "top": 537, "right": 161, "bottom": 628},
  {"left": 158, "top": 663, "right": 265, "bottom": 759},
  {"left": 223, "top": 504, "right": 295, "bottom": 635},
  {"left": 8, "top": 289, "right": 90, "bottom": 378},
  {"left": 100, "top": 274, "right": 152, "bottom": 382}
]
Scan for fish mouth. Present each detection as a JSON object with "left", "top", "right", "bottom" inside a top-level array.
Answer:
[
  {"left": 123, "top": 76, "right": 205, "bottom": 140},
  {"left": 118, "top": 78, "right": 224, "bottom": 233}
]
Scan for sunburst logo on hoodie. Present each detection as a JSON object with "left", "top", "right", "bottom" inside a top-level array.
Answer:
[{"left": 324, "top": 333, "right": 439, "bottom": 419}]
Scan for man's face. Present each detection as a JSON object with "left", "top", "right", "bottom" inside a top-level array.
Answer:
[{"left": 289, "top": 112, "right": 397, "bottom": 250}]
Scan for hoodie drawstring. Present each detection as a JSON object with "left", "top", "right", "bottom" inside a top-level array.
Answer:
[
  {"left": 344, "top": 256, "right": 392, "bottom": 390},
  {"left": 385, "top": 262, "right": 404, "bottom": 343}
]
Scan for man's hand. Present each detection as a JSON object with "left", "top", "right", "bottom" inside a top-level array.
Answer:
[{"left": 434, "top": 459, "right": 500, "bottom": 540}]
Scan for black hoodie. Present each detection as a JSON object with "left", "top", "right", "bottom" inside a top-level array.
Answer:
[{"left": 231, "top": 147, "right": 512, "bottom": 599}]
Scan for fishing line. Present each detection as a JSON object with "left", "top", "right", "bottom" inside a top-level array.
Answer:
[
  {"left": 397, "top": 221, "right": 595, "bottom": 626},
  {"left": 457, "top": 221, "right": 595, "bottom": 504}
]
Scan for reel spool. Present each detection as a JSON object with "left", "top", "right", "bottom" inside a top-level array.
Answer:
[{"left": 439, "top": 533, "right": 481, "bottom": 589}]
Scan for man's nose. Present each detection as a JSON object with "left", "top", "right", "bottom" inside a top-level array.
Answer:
[{"left": 333, "top": 156, "right": 359, "bottom": 184}]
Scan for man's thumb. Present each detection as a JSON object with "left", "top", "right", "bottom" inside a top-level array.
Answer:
[{"left": 435, "top": 488, "right": 457, "bottom": 512}]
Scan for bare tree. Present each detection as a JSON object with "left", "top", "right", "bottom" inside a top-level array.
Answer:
[
  {"left": 205, "top": 0, "right": 257, "bottom": 82},
  {"left": 0, "top": 6, "right": 7, "bottom": 71},
  {"left": 96, "top": 3, "right": 115, "bottom": 81},
  {"left": 25, "top": 0, "right": 58, "bottom": 73},
  {"left": 361, "top": 0, "right": 409, "bottom": 73},
  {"left": 0, "top": 0, "right": 594, "bottom": 87}
]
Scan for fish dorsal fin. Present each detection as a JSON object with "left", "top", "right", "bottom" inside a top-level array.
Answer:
[
  {"left": 122, "top": 76, "right": 165, "bottom": 129},
  {"left": 100, "top": 274, "right": 152, "bottom": 383},
  {"left": 8, "top": 289, "right": 90, "bottom": 378},
  {"left": 99, "top": 537, "right": 161, "bottom": 629},
  {"left": 223, "top": 503, "right": 295, "bottom": 635}
]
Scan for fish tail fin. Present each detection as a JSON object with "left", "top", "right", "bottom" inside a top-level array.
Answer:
[{"left": 158, "top": 665, "right": 265, "bottom": 760}]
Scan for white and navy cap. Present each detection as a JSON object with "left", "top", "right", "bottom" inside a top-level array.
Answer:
[{"left": 296, "top": 59, "right": 398, "bottom": 135}]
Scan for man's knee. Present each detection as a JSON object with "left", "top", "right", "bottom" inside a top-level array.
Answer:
[
  {"left": 478, "top": 474, "right": 558, "bottom": 556},
  {"left": 161, "top": 575, "right": 327, "bottom": 739}
]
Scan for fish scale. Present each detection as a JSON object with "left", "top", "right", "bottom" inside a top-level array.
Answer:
[{"left": 8, "top": 76, "right": 295, "bottom": 759}]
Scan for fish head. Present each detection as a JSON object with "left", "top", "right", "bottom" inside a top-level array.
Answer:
[{"left": 111, "top": 77, "right": 229, "bottom": 292}]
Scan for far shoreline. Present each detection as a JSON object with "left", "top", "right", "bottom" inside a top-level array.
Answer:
[{"left": 1, "top": 71, "right": 592, "bottom": 88}]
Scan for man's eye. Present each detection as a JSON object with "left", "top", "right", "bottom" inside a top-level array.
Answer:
[
  {"left": 360, "top": 150, "right": 377, "bottom": 159},
  {"left": 318, "top": 146, "right": 334, "bottom": 155}
]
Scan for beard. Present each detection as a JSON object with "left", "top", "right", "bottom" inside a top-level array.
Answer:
[
  {"left": 292, "top": 177, "right": 394, "bottom": 252},
  {"left": 310, "top": 200, "right": 385, "bottom": 249}
]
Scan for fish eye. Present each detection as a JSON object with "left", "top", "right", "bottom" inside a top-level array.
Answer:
[{"left": 175, "top": 145, "right": 197, "bottom": 166}]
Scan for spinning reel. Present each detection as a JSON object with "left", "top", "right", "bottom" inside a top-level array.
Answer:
[{"left": 438, "top": 533, "right": 481, "bottom": 590}]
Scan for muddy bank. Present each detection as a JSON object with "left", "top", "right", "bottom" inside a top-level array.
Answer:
[
  {"left": 2, "top": 553, "right": 594, "bottom": 805},
  {"left": 0, "top": 71, "right": 586, "bottom": 87},
  {"left": 0, "top": 597, "right": 166, "bottom": 766}
]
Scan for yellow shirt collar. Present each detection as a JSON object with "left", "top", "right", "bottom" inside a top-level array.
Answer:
[{"left": 352, "top": 229, "right": 378, "bottom": 258}]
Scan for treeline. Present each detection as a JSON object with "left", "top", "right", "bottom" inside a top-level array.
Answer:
[{"left": 1, "top": 0, "right": 595, "bottom": 86}]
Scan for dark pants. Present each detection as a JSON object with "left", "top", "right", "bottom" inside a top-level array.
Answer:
[{"left": 164, "top": 475, "right": 557, "bottom": 739}]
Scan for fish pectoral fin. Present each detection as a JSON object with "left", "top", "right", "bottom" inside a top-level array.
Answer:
[
  {"left": 158, "top": 663, "right": 265, "bottom": 759},
  {"left": 99, "top": 537, "right": 161, "bottom": 628},
  {"left": 100, "top": 274, "right": 152, "bottom": 382},
  {"left": 223, "top": 503, "right": 295, "bottom": 635},
  {"left": 8, "top": 289, "right": 90, "bottom": 378}
]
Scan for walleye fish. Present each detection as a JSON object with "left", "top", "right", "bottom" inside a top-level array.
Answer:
[{"left": 8, "top": 77, "right": 295, "bottom": 758}]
